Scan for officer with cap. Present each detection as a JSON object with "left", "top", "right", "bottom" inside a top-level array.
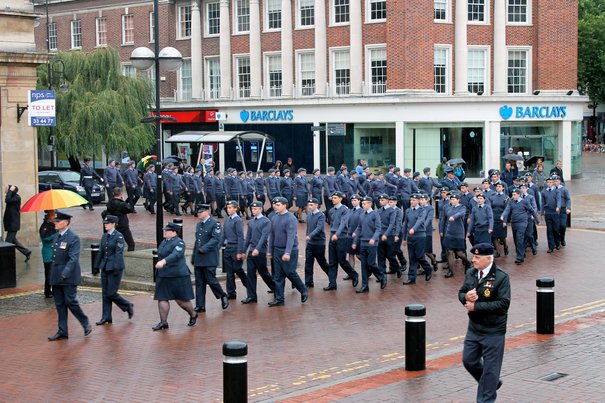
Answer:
[
  {"left": 214, "top": 171, "right": 227, "bottom": 217},
  {"left": 280, "top": 169, "right": 294, "bottom": 206},
  {"left": 323, "top": 167, "right": 338, "bottom": 218},
  {"left": 541, "top": 177, "right": 561, "bottom": 253},
  {"left": 304, "top": 198, "right": 331, "bottom": 289},
  {"left": 79, "top": 157, "right": 103, "bottom": 210},
  {"left": 501, "top": 189, "right": 539, "bottom": 264},
  {"left": 192, "top": 204, "right": 229, "bottom": 311},
  {"left": 103, "top": 159, "right": 123, "bottom": 201},
  {"left": 223, "top": 200, "right": 249, "bottom": 299},
  {"left": 327, "top": 191, "right": 359, "bottom": 289},
  {"left": 242, "top": 201, "right": 275, "bottom": 303},
  {"left": 351, "top": 196, "right": 385, "bottom": 292},
  {"left": 377, "top": 194, "right": 402, "bottom": 278},
  {"left": 459, "top": 243, "right": 510, "bottom": 403},
  {"left": 467, "top": 193, "right": 494, "bottom": 245},
  {"left": 402, "top": 194, "right": 433, "bottom": 284},
  {"left": 293, "top": 168, "right": 311, "bottom": 222},
  {"left": 48, "top": 211, "right": 92, "bottom": 341},
  {"left": 94, "top": 215, "right": 134, "bottom": 325}
]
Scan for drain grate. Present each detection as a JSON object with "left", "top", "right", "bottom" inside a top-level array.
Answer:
[{"left": 539, "top": 372, "right": 568, "bottom": 382}]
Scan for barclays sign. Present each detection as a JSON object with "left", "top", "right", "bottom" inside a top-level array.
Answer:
[
  {"left": 499, "top": 105, "right": 567, "bottom": 120},
  {"left": 240, "top": 109, "right": 294, "bottom": 123}
]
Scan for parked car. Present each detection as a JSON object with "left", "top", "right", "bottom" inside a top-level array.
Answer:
[{"left": 38, "top": 170, "right": 105, "bottom": 204}]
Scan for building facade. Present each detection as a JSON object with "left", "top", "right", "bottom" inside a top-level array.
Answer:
[{"left": 35, "top": 0, "right": 585, "bottom": 179}]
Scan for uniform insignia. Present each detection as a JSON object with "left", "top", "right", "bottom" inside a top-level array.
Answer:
[
  {"left": 474, "top": 248, "right": 479, "bottom": 254},
  {"left": 484, "top": 288, "right": 491, "bottom": 298},
  {"left": 176, "top": 246, "right": 183, "bottom": 251},
  {"left": 486, "top": 281, "right": 493, "bottom": 288},
  {"left": 60, "top": 242, "right": 68, "bottom": 249},
  {"left": 214, "top": 226, "right": 222, "bottom": 234}
]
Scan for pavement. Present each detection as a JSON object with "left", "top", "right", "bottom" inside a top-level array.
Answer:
[{"left": 1, "top": 153, "right": 605, "bottom": 402}]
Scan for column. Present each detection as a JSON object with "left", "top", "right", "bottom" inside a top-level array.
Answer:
[
  {"left": 314, "top": 0, "right": 327, "bottom": 96},
  {"left": 191, "top": 0, "right": 203, "bottom": 99},
  {"left": 349, "top": 0, "right": 362, "bottom": 95},
  {"left": 454, "top": 0, "right": 468, "bottom": 94},
  {"left": 219, "top": 0, "right": 232, "bottom": 99},
  {"left": 250, "top": 0, "right": 262, "bottom": 98},
  {"left": 281, "top": 0, "right": 293, "bottom": 97},
  {"left": 313, "top": 122, "right": 321, "bottom": 169},
  {"left": 560, "top": 121, "right": 572, "bottom": 181},
  {"left": 486, "top": 121, "right": 502, "bottom": 173},
  {"left": 396, "top": 121, "right": 405, "bottom": 168},
  {"left": 493, "top": 0, "right": 506, "bottom": 94}
]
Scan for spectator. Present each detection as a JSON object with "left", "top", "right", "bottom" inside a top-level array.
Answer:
[{"left": 3, "top": 185, "right": 32, "bottom": 262}]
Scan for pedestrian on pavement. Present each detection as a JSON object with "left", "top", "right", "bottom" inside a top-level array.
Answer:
[
  {"left": 223, "top": 200, "right": 249, "bottom": 300},
  {"left": 152, "top": 222, "right": 197, "bottom": 331},
  {"left": 192, "top": 204, "right": 229, "bottom": 312},
  {"left": 3, "top": 185, "right": 32, "bottom": 262},
  {"left": 459, "top": 243, "right": 510, "bottom": 403},
  {"left": 351, "top": 196, "right": 385, "bottom": 293},
  {"left": 107, "top": 187, "right": 135, "bottom": 251},
  {"left": 39, "top": 210, "right": 56, "bottom": 298},
  {"left": 304, "top": 198, "right": 330, "bottom": 289},
  {"left": 79, "top": 157, "right": 103, "bottom": 211},
  {"left": 550, "top": 160, "right": 565, "bottom": 183},
  {"left": 93, "top": 215, "right": 134, "bottom": 325},
  {"left": 48, "top": 211, "right": 92, "bottom": 341},
  {"left": 267, "top": 197, "right": 308, "bottom": 307}
]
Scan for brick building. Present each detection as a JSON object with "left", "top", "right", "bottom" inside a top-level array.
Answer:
[{"left": 34, "top": 0, "right": 586, "bottom": 179}]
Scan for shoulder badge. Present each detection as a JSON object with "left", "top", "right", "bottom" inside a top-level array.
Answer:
[{"left": 484, "top": 288, "right": 491, "bottom": 298}]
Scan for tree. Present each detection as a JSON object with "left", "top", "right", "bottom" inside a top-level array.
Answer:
[
  {"left": 578, "top": 0, "right": 605, "bottom": 103},
  {"left": 37, "top": 47, "right": 155, "bottom": 166}
]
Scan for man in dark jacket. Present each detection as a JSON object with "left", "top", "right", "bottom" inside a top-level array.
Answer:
[
  {"left": 79, "top": 157, "right": 103, "bottom": 210},
  {"left": 107, "top": 187, "right": 135, "bottom": 251},
  {"left": 3, "top": 185, "right": 32, "bottom": 261},
  {"left": 458, "top": 243, "right": 510, "bottom": 403}
]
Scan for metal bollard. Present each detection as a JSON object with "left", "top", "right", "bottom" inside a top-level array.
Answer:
[
  {"left": 536, "top": 277, "right": 555, "bottom": 334},
  {"left": 91, "top": 243, "right": 100, "bottom": 275},
  {"left": 405, "top": 304, "right": 426, "bottom": 371},
  {"left": 172, "top": 218, "right": 183, "bottom": 239},
  {"left": 223, "top": 340, "right": 248, "bottom": 403},
  {"left": 152, "top": 250, "right": 158, "bottom": 283}
]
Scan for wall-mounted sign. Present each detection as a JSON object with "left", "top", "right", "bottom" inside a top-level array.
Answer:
[
  {"left": 29, "top": 90, "right": 56, "bottom": 126},
  {"left": 499, "top": 105, "right": 567, "bottom": 121},
  {"left": 240, "top": 109, "right": 294, "bottom": 123}
]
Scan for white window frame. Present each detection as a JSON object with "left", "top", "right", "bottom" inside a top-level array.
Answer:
[
  {"left": 296, "top": 50, "right": 315, "bottom": 96},
  {"left": 48, "top": 22, "right": 58, "bottom": 51},
  {"left": 178, "top": 59, "right": 192, "bottom": 101},
  {"left": 467, "top": 46, "right": 490, "bottom": 94},
  {"left": 506, "top": 0, "right": 532, "bottom": 25},
  {"left": 206, "top": 57, "right": 221, "bottom": 99},
  {"left": 265, "top": 52, "right": 283, "bottom": 97},
  {"left": 178, "top": 4, "right": 193, "bottom": 39},
  {"left": 122, "top": 14, "right": 134, "bottom": 45},
  {"left": 70, "top": 20, "right": 82, "bottom": 49},
  {"left": 366, "top": 0, "right": 386, "bottom": 23},
  {"left": 433, "top": 45, "right": 451, "bottom": 95},
  {"left": 330, "top": 46, "right": 351, "bottom": 95},
  {"left": 149, "top": 12, "right": 155, "bottom": 43},
  {"left": 122, "top": 63, "right": 137, "bottom": 78},
  {"left": 265, "top": 0, "right": 282, "bottom": 31},
  {"left": 467, "top": 0, "right": 490, "bottom": 25},
  {"left": 234, "top": 54, "right": 251, "bottom": 98},
  {"left": 506, "top": 46, "right": 532, "bottom": 95},
  {"left": 366, "top": 45, "right": 387, "bottom": 95},
  {"left": 206, "top": 1, "right": 220, "bottom": 36},
  {"left": 297, "top": 0, "right": 315, "bottom": 28},
  {"left": 96, "top": 17, "right": 107, "bottom": 47},
  {"left": 434, "top": 0, "right": 450, "bottom": 23},
  {"left": 332, "top": 0, "right": 350, "bottom": 26},
  {"left": 234, "top": 0, "right": 250, "bottom": 33}
]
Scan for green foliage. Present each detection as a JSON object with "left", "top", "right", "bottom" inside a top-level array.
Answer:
[
  {"left": 578, "top": 0, "right": 605, "bottom": 103},
  {"left": 37, "top": 47, "right": 155, "bottom": 159}
]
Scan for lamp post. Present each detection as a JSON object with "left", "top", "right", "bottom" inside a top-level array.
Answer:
[
  {"left": 130, "top": 0, "right": 182, "bottom": 246},
  {"left": 588, "top": 101, "right": 599, "bottom": 142}
]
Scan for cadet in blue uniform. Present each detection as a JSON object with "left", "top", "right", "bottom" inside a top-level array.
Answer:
[
  {"left": 459, "top": 243, "right": 510, "bottom": 403},
  {"left": 554, "top": 176, "right": 571, "bottom": 246},
  {"left": 168, "top": 166, "right": 186, "bottom": 216},
  {"left": 541, "top": 177, "right": 561, "bottom": 253},
  {"left": 223, "top": 200, "right": 249, "bottom": 299},
  {"left": 242, "top": 201, "right": 275, "bottom": 303},
  {"left": 310, "top": 169, "right": 324, "bottom": 206},
  {"left": 377, "top": 194, "right": 402, "bottom": 278},
  {"left": 143, "top": 164, "right": 157, "bottom": 214},
  {"left": 488, "top": 182, "right": 509, "bottom": 257},
  {"left": 204, "top": 170, "right": 217, "bottom": 214},
  {"left": 327, "top": 192, "right": 359, "bottom": 289},
  {"left": 103, "top": 159, "right": 123, "bottom": 201},
  {"left": 519, "top": 183, "right": 539, "bottom": 254},
  {"left": 266, "top": 169, "right": 281, "bottom": 205},
  {"left": 440, "top": 193, "right": 471, "bottom": 278},
  {"left": 280, "top": 169, "right": 294, "bottom": 206},
  {"left": 346, "top": 194, "right": 364, "bottom": 271},
  {"left": 304, "top": 198, "right": 331, "bottom": 289},
  {"left": 419, "top": 193, "right": 438, "bottom": 270},
  {"left": 94, "top": 215, "right": 134, "bottom": 325},
  {"left": 214, "top": 171, "right": 226, "bottom": 218},
  {"left": 418, "top": 167, "right": 436, "bottom": 196},
  {"left": 293, "top": 168, "right": 311, "bottom": 222},
  {"left": 323, "top": 167, "right": 337, "bottom": 217},
  {"left": 267, "top": 197, "right": 308, "bottom": 306},
  {"left": 79, "top": 157, "right": 103, "bottom": 210},
  {"left": 397, "top": 168, "right": 418, "bottom": 210},
  {"left": 181, "top": 166, "right": 197, "bottom": 215},
  {"left": 467, "top": 194, "right": 494, "bottom": 245},
  {"left": 402, "top": 194, "right": 433, "bottom": 284},
  {"left": 124, "top": 161, "right": 141, "bottom": 209},
  {"left": 48, "top": 211, "right": 92, "bottom": 341},
  {"left": 254, "top": 170, "right": 267, "bottom": 207},
  {"left": 193, "top": 169, "right": 204, "bottom": 211},
  {"left": 152, "top": 222, "right": 197, "bottom": 330},
  {"left": 192, "top": 205, "right": 229, "bottom": 312},
  {"left": 352, "top": 196, "right": 385, "bottom": 292},
  {"left": 501, "top": 189, "right": 539, "bottom": 264},
  {"left": 389, "top": 196, "right": 407, "bottom": 274}
]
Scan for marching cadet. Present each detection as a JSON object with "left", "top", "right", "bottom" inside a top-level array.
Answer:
[
  {"left": 336, "top": 167, "right": 351, "bottom": 206},
  {"left": 501, "top": 189, "right": 540, "bottom": 264},
  {"left": 161, "top": 163, "right": 174, "bottom": 212},
  {"left": 204, "top": 169, "right": 217, "bottom": 215},
  {"left": 239, "top": 171, "right": 253, "bottom": 219},
  {"left": 418, "top": 167, "right": 436, "bottom": 197},
  {"left": 397, "top": 168, "right": 418, "bottom": 210},
  {"left": 280, "top": 169, "right": 294, "bottom": 207},
  {"left": 369, "top": 172, "right": 387, "bottom": 206},
  {"left": 481, "top": 178, "right": 495, "bottom": 198},
  {"left": 553, "top": 175, "right": 571, "bottom": 246},
  {"left": 181, "top": 166, "right": 197, "bottom": 215},
  {"left": 351, "top": 196, "right": 385, "bottom": 292},
  {"left": 254, "top": 170, "right": 267, "bottom": 208},
  {"left": 79, "top": 157, "right": 103, "bottom": 210},
  {"left": 436, "top": 187, "right": 451, "bottom": 266},
  {"left": 293, "top": 168, "right": 311, "bottom": 223},
  {"left": 323, "top": 167, "right": 338, "bottom": 219},
  {"left": 103, "top": 159, "right": 123, "bottom": 201},
  {"left": 467, "top": 193, "right": 494, "bottom": 245},
  {"left": 541, "top": 177, "right": 562, "bottom": 253},
  {"left": 310, "top": 169, "right": 324, "bottom": 207},
  {"left": 458, "top": 182, "right": 473, "bottom": 245},
  {"left": 193, "top": 169, "right": 205, "bottom": 211},
  {"left": 440, "top": 192, "right": 471, "bottom": 278},
  {"left": 143, "top": 164, "right": 157, "bottom": 214},
  {"left": 439, "top": 167, "right": 461, "bottom": 191},
  {"left": 225, "top": 168, "right": 243, "bottom": 214},
  {"left": 389, "top": 196, "right": 408, "bottom": 273},
  {"left": 304, "top": 198, "right": 331, "bottom": 289},
  {"left": 124, "top": 161, "right": 141, "bottom": 210},
  {"left": 361, "top": 172, "right": 373, "bottom": 196},
  {"left": 377, "top": 194, "right": 402, "bottom": 278},
  {"left": 419, "top": 193, "right": 438, "bottom": 270},
  {"left": 242, "top": 201, "right": 275, "bottom": 304},
  {"left": 402, "top": 194, "right": 433, "bottom": 284},
  {"left": 327, "top": 192, "right": 359, "bottom": 289},
  {"left": 214, "top": 171, "right": 227, "bottom": 218},
  {"left": 192, "top": 204, "right": 229, "bottom": 312},
  {"left": 266, "top": 169, "right": 281, "bottom": 211},
  {"left": 222, "top": 200, "right": 249, "bottom": 300},
  {"left": 519, "top": 183, "right": 539, "bottom": 253},
  {"left": 346, "top": 194, "right": 364, "bottom": 271},
  {"left": 489, "top": 181, "right": 509, "bottom": 257},
  {"left": 385, "top": 166, "right": 398, "bottom": 197},
  {"left": 168, "top": 165, "right": 186, "bottom": 216}
]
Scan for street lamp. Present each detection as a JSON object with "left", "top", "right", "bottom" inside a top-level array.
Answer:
[{"left": 130, "top": 0, "right": 182, "bottom": 247}]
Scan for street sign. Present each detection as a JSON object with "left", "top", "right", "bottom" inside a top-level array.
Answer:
[
  {"left": 327, "top": 123, "right": 346, "bottom": 136},
  {"left": 310, "top": 125, "right": 325, "bottom": 132},
  {"left": 28, "top": 90, "right": 56, "bottom": 127}
]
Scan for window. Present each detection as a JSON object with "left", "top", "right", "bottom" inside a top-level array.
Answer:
[
  {"left": 333, "top": 50, "right": 350, "bottom": 95},
  {"left": 179, "top": 5, "right": 192, "bottom": 38},
  {"left": 122, "top": 14, "right": 134, "bottom": 44},
  {"left": 333, "top": 0, "right": 350, "bottom": 24},
  {"left": 149, "top": 12, "right": 155, "bottom": 42},
  {"left": 468, "top": 48, "right": 486, "bottom": 94},
  {"left": 48, "top": 22, "right": 57, "bottom": 51},
  {"left": 207, "top": 58, "right": 221, "bottom": 99},
  {"left": 267, "top": 0, "right": 281, "bottom": 29},
  {"left": 434, "top": 47, "right": 449, "bottom": 94},
  {"left": 207, "top": 2, "right": 220, "bottom": 35},
  {"left": 434, "top": 0, "right": 447, "bottom": 21},
  {"left": 468, "top": 0, "right": 486, "bottom": 22},
  {"left": 96, "top": 17, "right": 107, "bottom": 47},
  {"left": 299, "top": 52, "right": 315, "bottom": 96},
  {"left": 235, "top": 0, "right": 250, "bottom": 32},
  {"left": 70, "top": 20, "right": 82, "bottom": 49},
  {"left": 299, "top": 0, "right": 314, "bottom": 27},
  {"left": 368, "top": 47, "right": 387, "bottom": 94},
  {"left": 180, "top": 59, "right": 192, "bottom": 100},
  {"left": 236, "top": 56, "right": 251, "bottom": 98},
  {"left": 122, "top": 64, "right": 136, "bottom": 78},
  {"left": 507, "top": 49, "right": 528, "bottom": 94},
  {"left": 368, "top": 0, "right": 386, "bottom": 21},
  {"left": 507, "top": 0, "right": 528, "bottom": 23},
  {"left": 267, "top": 54, "right": 282, "bottom": 97}
]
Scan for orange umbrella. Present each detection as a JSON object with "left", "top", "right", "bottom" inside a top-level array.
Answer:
[{"left": 21, "top": 189, "right": 89, "bottom": 212}]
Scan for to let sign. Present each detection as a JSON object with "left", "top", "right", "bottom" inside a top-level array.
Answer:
[{"left": 28, "top": 90, "right": 56, "bottom": 127}]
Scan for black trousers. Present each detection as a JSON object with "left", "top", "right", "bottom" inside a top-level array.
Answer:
[
  {"left": 117, "top": 225, "right": 135, "bottom": 251},
  {"left": 43, "top": 261, "right": 52, "bottom": 296},
  {"left": 328, "top": 237, "right": 357, "bottom": 287},
  {"left": 194, "top": 265, "right": 225, "bottom": 309},
  {"left": 100, "top": 270, "right": 131, "bottom": 321},
  {"left": 378, "top": 236, "right": 400, "bottom": 274},
  {"left": 224, "top": 250, "right": 248, "bottom": 297},
  {"left": 53, "top": 285, "right": 90, "bottom": 336},
  {"left": 246, "top": 253, "right": 275, "bottom": 300},
  {"left": 83, "top": 186, "right": 94, "bottom": 208},
  {"left": 126, "top": 186, "right": 141, "bottom": 207},
  {"left": 5, "top": 231, "right": 30, "bottom": 257},
  {"left": 304, "top": 243, "right": 329, "bottom": 286}
]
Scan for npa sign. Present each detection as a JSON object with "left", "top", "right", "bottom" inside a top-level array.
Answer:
[
  {"left": 499, "top": 104, "right": 567, "bottom": 121},
  {"left": 240, "top": 109, "right": 294, "bottom": 123},
  {"left": 28, "top": 90, "right": 56, "bottom": 126}
]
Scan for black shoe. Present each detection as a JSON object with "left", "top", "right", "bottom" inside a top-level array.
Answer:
[
  {"left": 305, "top": 282, "right": 314, "bottom": 288},
  {"left": 44, "top": 293, "right": 53, "bottom": 299},
  {"left": 323, "top": 285, "right": 337, "bottom": 291},
  {"left": 84, "top": 326, "right": 92, "bottom": 336},
  {"left": 403, "top": 280, "right": 416, "bottom": 285},
  {"left": 555, "top": 245, "right": 561, "bottom": 250},
  {"left": 95, "top": 319, "right": 112, "bottom": 326},
  {"left": 194, "top": 306, "right": 206, "bottom": 312},
  {"left": 268, "top": 300, "right": 285, "bottom": 307},
  {"left": 343, "top": 275, "right": 352, "bottom": 280},
  {"left": 152, "top": 322, "right": 169, "bottom": 331},
  {"left": 433, "top": 263, "right": 438, "bottom": 272},
  {"left": 228, "top": 295, "right": 237, "bottom": 300},
  {"left": 444, "top": 270, "right": 454, "bottom": 278},
  {"left": 396, "top": 270, "right": 403, "bottom": 279},
  {"left": 356, "top": 287, "right": 369, "bottom": 293},
  {"left": 241, "top": 297, "right": 257, "bottom": 304},
  {"left": 532, "top": 248, "right": 537, "bottom": 256},
  {"left": 425, "top": 269, "right": 432, "bottom": 281},
  {"left": 188, "top": 314, "right": 198, "bottom": 327},
  {"left": 127, "top": 304, "right": 134, "bottom": 319},
  {"left": 504, "top": 247, "right": 509, "bottom": 256},
  {"left": 561, "top": 240, "right": 566, "bottom": 246},
  {"left": 89, "top": 207, "right": 94, "bottom": 211},
  {"left": 547, "top": 249, "right": 554, "bottom": 253},
  {"left": 352, "top": 275, "right": 359, "bottom": 288},
  {"left": 25, "top": 252, "right": 32, "bottom": 263},
  {"left": 301, "top": 293, "right": 309, "bottom": 303},
  {"left": 514, "top": 259, "right": 524, "bottom": 265},
  {"left": 267, "top": 289, "right": 274, "bottom": 294},
  {"left": 380, "top": 276, "right": 387, "bottom": 289},
  {"left": 497, "top": 379, "right": 503, "bottom": 390},
  {"left": 48, "top": 333, "right": 68, "bottom": 341},
  {"left": 417, "top": 269, "right": 426, "bottom": 276},
  {"left": 221, "top": 296, "right": 230, "bottom": 310}
]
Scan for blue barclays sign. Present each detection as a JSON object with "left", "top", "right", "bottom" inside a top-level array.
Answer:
[
  {"left": 240, "top": 109, "right": 294, "bottom": 123},
  {"left": 499, "top": 105, "right": 567, "bottom": 120}
]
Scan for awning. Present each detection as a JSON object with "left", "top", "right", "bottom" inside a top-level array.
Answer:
[{"left": 165, "top": 131, "right": 272, "bottom": 143}]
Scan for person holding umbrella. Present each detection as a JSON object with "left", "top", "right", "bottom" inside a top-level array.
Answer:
[{"left": 39, "top": 210, "right": 56, "bottom": 298}]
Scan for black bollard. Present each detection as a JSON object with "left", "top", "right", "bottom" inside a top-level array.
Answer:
[
  {"left": 223, "top": 340, "right": 248, "bottom": 403},
  {"left": 405, "top": 304, "right": 426, "bottom": 371},
  {"left": 536, "top": 277, "right": 555, "bottom": 334},
  {"left": 172, "top": 218, "right": 183, "bottom": 239},
  {"left": 152, "top": 250, "right": 158, "bottom": 283},
  {"left": 91, "top": 243, "right": 100, "bottom": 275}
]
